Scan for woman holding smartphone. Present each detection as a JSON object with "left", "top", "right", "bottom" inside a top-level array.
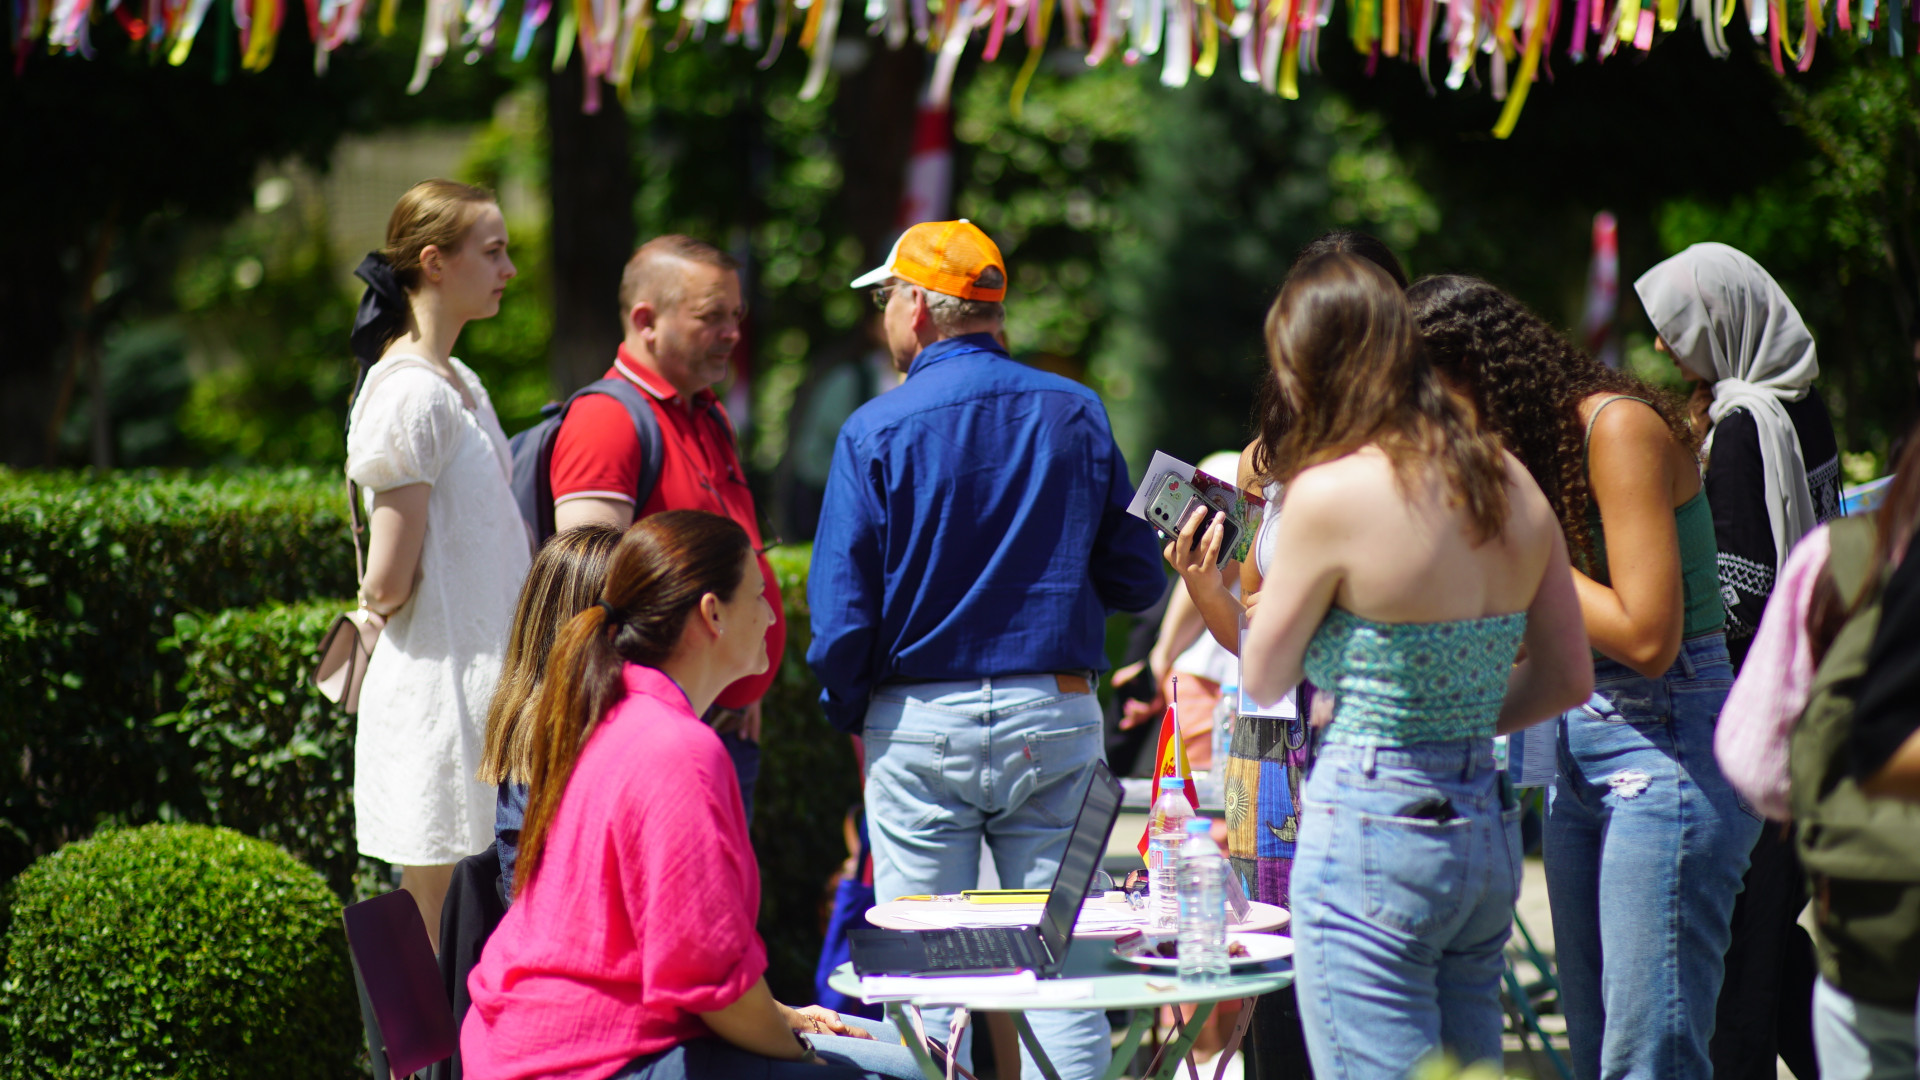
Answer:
[
  {"left": 1411, "top": 275, "right": 1763, "bottom": 1080},
  {"left": 345, "top": 179, "right": 531, "bottom": 948},
  {"left": 1172, "top": 254, "right": 1591, "bottom": 1078}
]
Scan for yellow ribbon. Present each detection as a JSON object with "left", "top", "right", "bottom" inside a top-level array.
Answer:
[
  {"left": 1492, "top": 0, "right": 1544, "bottom": 137},
  {"left": 1616, "top": 0, "right": 1641, "bottom": 40},
  {"left": 1009, "top": 0, "right": 1055, "bottom": 117},
  {"left": 241, "top": 0, "right": 279, "bottom": 69},
  {"left": 1197, "top": 0, "right": 1221, "bottom": 75}
]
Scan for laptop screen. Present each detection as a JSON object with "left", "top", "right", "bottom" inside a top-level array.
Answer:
[{"left": 1037, "top": 760, "right": 1124, "bottom": 963}]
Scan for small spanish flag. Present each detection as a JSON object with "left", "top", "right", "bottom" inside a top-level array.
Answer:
[{"left": 1136, "top": 676, "right": 1200, "bottom": 858}]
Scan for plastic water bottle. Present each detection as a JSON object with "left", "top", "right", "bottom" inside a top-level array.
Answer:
[
  {"left": 1212, "top": 682, "right": 1238, "bottom": 774},
  {"left": 1148, "top": 776, "right": 1193, "bottom": 928},
  {"left": 1177, "top": 818, "right": 1229, "bottom": 985}
]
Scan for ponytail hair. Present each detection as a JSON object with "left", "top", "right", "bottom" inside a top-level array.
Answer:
[
  {"left": 516, "top": 510, "right": 754, "bottom": 892},
  {"left": 478, "top": 524, "right": 623, "bottom": 788}
]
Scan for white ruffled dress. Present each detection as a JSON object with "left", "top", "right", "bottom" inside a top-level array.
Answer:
[{"left": 345, "top": 356, "right": 532, "bottom": 866}]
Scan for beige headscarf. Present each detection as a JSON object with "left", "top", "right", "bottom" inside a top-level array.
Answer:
[{"left": 1633, "top": 242, "right": 1820, "bottom": 572}]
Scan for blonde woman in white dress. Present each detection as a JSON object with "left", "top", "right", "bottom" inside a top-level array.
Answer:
[{"left": 345, "top": 179, "right": 532, "bottom": 948}]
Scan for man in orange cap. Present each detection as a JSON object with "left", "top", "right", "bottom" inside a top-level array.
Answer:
[{"left": 808, "top": 221, "right": 1165, "bottom": 1080}]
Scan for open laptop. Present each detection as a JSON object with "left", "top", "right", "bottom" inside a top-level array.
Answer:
[{"left": 848, "top": 758, "right": 1125, "bottom": 978}]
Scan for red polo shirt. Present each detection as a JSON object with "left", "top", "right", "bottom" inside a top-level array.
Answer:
[{"left": 549, "top": 346, "right": 785, "bottom": 708}]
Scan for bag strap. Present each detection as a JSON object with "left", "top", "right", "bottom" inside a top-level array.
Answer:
[
  {"left": 569, "top": 377, "right": 669, "bottom": 512},
  {"left": 343, "top": 357, "right": 443, "bottom": 593}
]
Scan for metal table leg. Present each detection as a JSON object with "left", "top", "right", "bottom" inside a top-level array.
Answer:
[
  {"left": 887, "top": 1001, "right": 949, "bottom": 1080},
  {"left": 1012, "top": 1011, "right": 1063, "bottom": 1080},
  {"left": 1144, "top": 1002, "right": 1217, "bottom": 1080},
  {"left": 1101, "top": 1010, "right": 1156, "bottom": 1080}
]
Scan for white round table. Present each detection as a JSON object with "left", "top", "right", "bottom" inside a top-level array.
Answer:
[{"left": 863, "top": 896, "right": 1291, "bottom": 938}]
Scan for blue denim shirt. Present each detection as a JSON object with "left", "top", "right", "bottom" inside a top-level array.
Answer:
[{"left": 806, "top": 333, "right": 1166, "bottom": 734}]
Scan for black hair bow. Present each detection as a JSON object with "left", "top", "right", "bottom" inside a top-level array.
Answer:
[{"left": 350, "top": 252, "right": 409, "bottom": 371}]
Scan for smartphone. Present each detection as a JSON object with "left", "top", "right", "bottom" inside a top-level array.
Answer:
[{"left": 1144, "top": 473, "right": 1241, "bottom": 567}]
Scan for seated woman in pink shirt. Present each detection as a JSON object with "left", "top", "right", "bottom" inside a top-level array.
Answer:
[{"left": 463, "top": 510, "right": 921, "bottom": 1080}]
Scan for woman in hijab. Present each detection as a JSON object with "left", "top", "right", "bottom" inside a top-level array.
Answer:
[{"left": 1635, "top": 242, "right": 1841, "bottom": 1080}]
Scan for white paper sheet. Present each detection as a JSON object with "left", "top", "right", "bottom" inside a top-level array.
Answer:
[{"left": 859, "top": 971, "right": 1094, "bottom": 1003}]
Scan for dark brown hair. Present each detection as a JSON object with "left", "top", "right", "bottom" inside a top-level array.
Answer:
[
  {"left": 619, "top": 235, "right": 740, "bottom": 317},
  {"left": 1408, "top": 274, "right": 1697, "bottom": 567},
  {"left": 1265, "top": 253, "right": 1510, "bottom": 543},
  {"left": 516, "top": 510, "right": 754, "bottom": 892},
  {"left": 478, "top": 524, "right": 623, "bottom": 788},
  {"left": 1250, "top": 231, "right": 1410, "bottom": 484}
]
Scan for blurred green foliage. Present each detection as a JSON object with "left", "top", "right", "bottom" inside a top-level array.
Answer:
[{"left": 1656, "top": 48, "right": 1920, "bottom": 466}]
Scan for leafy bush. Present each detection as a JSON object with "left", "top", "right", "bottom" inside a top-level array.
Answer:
[
  {"left": 159, "top": 601, "right": 365, "bottom": 898},
  {"left": 0, "top": 469, "right": 354, "bottom": 880},
  {"left": 0, "top": 823, "right": 360, "bottom": 1079},
  {"left": 755, "top": 546, "right": 861, "bottom": 1002}
]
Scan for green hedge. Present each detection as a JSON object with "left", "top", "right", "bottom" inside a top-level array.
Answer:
[
  {"left": 0, "top": 469, "right": 859, "bottom": 1003},
  {"left": 0, "top": 824, "right": 360, "bottom": 1079},
  {"left": 0, "top": 469, "right": 353, "bottom": 880},
  {"left": 158, "top": 601, "right": 367, "bottom": 899},
  {"left": 755, "top": 546, "right": 862, "bottom": 1001}
]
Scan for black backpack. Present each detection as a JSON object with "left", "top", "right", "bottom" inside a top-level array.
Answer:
[
  {"left": 508, "top": 379, "right": 664, "bottom": 547},
  {"left": 507, "top": 377, "right": 740, "bottom": 547},
  {"left": 1789, "top": 513, "right": 1920, "bottom": 1005}
]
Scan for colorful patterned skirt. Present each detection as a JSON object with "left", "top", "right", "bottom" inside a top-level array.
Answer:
[{"left": 1222, "top": 684, "right": 1315, "bottom": 913}]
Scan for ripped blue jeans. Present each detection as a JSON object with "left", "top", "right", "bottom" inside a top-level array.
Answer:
[{"left": 1545, "top": 633, "right": 1763, "bottom": 1080}]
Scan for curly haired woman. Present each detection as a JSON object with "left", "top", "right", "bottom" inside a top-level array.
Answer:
[{"left": 1409, "top": 276, "right": 1764, "bottom": 1080}]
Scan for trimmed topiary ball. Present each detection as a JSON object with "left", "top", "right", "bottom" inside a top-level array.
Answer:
[{"left": 0, "top": 823, "right": 360, "bottom": 1078}]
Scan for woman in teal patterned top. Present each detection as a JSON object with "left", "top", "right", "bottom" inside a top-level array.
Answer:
[
  {"left": 1410, "top": 276, "right": 1764, "bottom": 1080},
  {"left": 1168, "top": 254, "right": 1592, "bottom": 1080}
]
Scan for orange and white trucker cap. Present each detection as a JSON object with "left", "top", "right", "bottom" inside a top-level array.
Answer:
[{"left": 850, "top": 219, "right": 1008, "bottom": 302}]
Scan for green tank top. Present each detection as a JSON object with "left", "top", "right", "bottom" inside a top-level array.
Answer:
[{"left": 1581, "top": 396, "right": 1725, "bottom": 638}]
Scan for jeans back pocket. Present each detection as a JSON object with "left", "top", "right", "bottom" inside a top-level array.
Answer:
[{"left": 1359, "top": 810, "right": 1477, "bottom": 937}]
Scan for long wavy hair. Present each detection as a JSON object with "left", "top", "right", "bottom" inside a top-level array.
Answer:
[
  {"left": 477, "top": 524, "right": 622, "bottom": 788},
  {"left": 516, "top": 511, "right": 753, "bottom": 893},
  {"left": 1407, "top": 275, "right": 1697, "bottom": 567},
  {"left": 1250, "top": 231, "right": 1410, "bottom": 485},
  {"left": 1266, "top": 253, "right": 1510, "bottom": 543}
]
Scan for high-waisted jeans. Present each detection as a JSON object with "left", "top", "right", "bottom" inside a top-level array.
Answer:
[
  {"left": 1293, "top": 737, "right": 1522, "bottom": 1080},
  {"left": 1545, "top": 633, "right": 1763, "bottom": 1080}
]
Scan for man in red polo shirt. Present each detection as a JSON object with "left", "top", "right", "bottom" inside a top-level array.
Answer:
[{"left": 548, "top": 235, "right": 785, "bottom": 818}]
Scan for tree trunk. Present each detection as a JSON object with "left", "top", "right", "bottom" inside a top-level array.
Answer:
[{"left": 546, "top": 55, "right": 636, "bottom": 395}]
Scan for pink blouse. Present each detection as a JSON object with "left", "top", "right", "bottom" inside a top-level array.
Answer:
[
  {"left": 462, "top": 664, "right": 767, "bottom": 1080},
  {"left": 1715, "top": 524, "right": 1832, "bottom": 822}
]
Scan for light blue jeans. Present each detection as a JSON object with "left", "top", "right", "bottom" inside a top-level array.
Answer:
[
  {"left": 1813, "top": 978, "right": 1920, "bottom": 1080},
  {"left": 1545, "top": 633, "right": 1763, "bottom": 1080},
  {"left": 863, "top": 674, "right": 1110, "bottom": 1080},
  {"left": 612, "top": 1014, "right": 924, "bottom": 1079},
  {"left": 1292, "top": 738, "right": 1522, "bottom": 1080}
]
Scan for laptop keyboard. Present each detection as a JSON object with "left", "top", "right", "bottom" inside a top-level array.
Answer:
[{"left": 922, "top": 929, "right": 1025, "bottom": 971}]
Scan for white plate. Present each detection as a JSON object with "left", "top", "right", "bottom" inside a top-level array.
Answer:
[{"left": 1117, "top": 932, "right": 1294, "bottom": 968}]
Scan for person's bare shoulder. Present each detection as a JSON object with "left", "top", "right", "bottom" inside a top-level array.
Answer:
[
  {"left": 1581, "top": 393, "right": 1672, "bottom": 453},
  {"left": 1499, "top": 449, "right": 1559, "bottom": 548},
  {"left": 1283, "top": 450, "right": 1398, "bottom": 533}
]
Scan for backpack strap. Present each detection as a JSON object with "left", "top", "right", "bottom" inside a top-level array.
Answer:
[{"left": 537, "top": 378, "right": 667, "bottom": 528}]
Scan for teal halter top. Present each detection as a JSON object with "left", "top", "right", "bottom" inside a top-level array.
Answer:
[{"left": 1304, "top": 607, "right": 1527, "bottom": 747}]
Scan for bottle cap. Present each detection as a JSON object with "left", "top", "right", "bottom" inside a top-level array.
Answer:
[
  {"left": 1185, "top": 818, "right": 1211, "bottom": 835},
  {"left": 1162, "top": 776, "right": 1185, "bottom": 789}
]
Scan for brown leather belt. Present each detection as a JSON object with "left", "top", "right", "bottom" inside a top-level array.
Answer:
[{"left": 1053, "top": 673, "right": 1091, "bottom": 695}]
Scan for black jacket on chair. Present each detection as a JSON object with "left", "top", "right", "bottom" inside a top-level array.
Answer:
[{"left": 430, "top": 846, "right": 508, "bottom": 1080}]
